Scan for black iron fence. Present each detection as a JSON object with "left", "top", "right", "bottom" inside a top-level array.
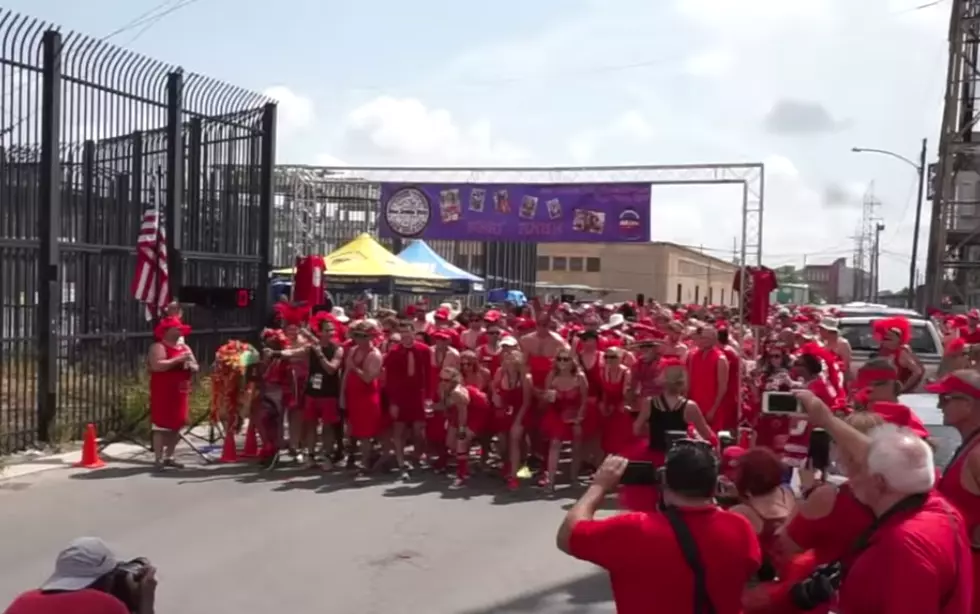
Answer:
[{"left": 0, "top": 11, "right": 277, "bottom": 453}]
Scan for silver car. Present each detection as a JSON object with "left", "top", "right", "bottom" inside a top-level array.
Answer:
[{"left": 898, "top": 393, "right": 961, "bottom": 469}]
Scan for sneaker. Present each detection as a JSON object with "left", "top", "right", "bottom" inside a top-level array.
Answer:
[
  {"left": 506, "top": 476, "right": 519, "bottom": 491},
  {"left": 163, "top": 458, "right": 184, "bottom": 470}
]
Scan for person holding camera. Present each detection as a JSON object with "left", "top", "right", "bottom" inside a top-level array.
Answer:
[
  {"left": 557, "top": 446, "right": 761, "bottom": 614},
  {"left": 4, "top": 537, "right": 156, "bottom": 614},
  {"left": 789, "top": 391, "right": 972, "bottom": 614}
]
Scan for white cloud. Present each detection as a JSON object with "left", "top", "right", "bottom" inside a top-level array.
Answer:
[
  {"left": 567, "top": 111, "right": 656, "bottom": 163},
  {"left": 339, "top": 95, "right": 530, "bottom": 165},
  {"left": 684, "top": 49, "right": 735, "bottom": 76},
  {"left": 263, "top": 85, "right": 315, "bottom": 135}
]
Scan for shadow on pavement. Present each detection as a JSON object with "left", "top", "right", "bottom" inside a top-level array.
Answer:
[{"left": 460, "top": 571, "right": 614, "bottom": 613}]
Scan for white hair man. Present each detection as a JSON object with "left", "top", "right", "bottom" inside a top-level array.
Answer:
[{"left": 794, "top": 391, "right": 972, "bottom": 614}]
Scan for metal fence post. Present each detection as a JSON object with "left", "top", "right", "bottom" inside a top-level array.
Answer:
[
  {"left": 165, "top": 71, "right": 185, "bottom": 296},
  {"left": 37, "top": 29, "right": 62, "bottom": 443},
  {"left": 258, "top": 102, "right": 278, "bottom": 325}
]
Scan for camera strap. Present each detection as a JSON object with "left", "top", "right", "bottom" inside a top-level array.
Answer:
[
  {"left": 847, "top": 493, "right": 928, "bottom": 556},
  {"left": 662, "top": 506, "right": 717, "bottom": 614}
]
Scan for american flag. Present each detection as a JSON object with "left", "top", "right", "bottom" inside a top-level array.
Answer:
[{"left": 131, "top": 167, "right": 170, "bottom": 320}]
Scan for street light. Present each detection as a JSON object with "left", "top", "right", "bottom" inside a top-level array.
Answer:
[{"left": 850, "top": 139, "right": 928, "bottom": 310}]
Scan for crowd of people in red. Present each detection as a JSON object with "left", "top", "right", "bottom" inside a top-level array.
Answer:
[{"left": 135, "top": 275, "right": 980, "bottom": 613}]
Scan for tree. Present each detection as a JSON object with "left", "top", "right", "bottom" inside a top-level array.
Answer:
[{"left": 775, "top": 265, "right": 802, "bottom": 284}]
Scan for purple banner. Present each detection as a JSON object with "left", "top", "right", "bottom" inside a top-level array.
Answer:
[{"left": 379, "top": 182, "right": 651, "bottom": 243}]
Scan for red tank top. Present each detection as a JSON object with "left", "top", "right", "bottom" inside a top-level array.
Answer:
[
  {"left": 496, "top": 372, "right": 525, "bottom": 410},
  {"left": 601, "top": 370, "right": 627, "bottom": 411},
  {"left": 878, "top": 346, "right": 915, "bottom": 386},
  {"left": 938, "top": 429, "right": 980, "bottom": 537},
  {"left": 581, "top": 354, "right": 603, "bottom": 398},
  {"left": 688, "top": 347, "right": 721, "bottom": 409},
  {"left": 465, "top": 384, "right": 490, "bottom": 412},
  {"left": 528, "top": 354, "right": 553, "bottom": 388},
  {"left": 477, "top": 344, "right": 503, "bottom": 376},
  {"left": 784, "top": 484, "right": 875, "bottom": 566}
]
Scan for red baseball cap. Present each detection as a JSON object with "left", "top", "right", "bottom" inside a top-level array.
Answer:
[{"left": 925, "top": 373, "right": 980, "bottom": 399}]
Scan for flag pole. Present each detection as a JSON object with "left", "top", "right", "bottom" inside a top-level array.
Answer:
[{"left": 151, "top": 165, "right": 164, "bottom": 321}]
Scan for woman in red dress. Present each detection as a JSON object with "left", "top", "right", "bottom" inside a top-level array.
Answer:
[
  {"left": 599, "top": 347, "right": 635, "bottom": 456},
  {"left": 491, "top": 350, "right": 532, "bottom": 489},
  {"left": 341, "top": 321, "right": 384, "bottom": 473},
  {"left": 281, "top": 304, "right": 311, "bottom": 462},
  {"left": 540, "top": 348, "right": 590, "bottom": 490},
  {"left": 441, "top": 366, "right": 490, "bottom": 488},
  {"left": 147, "top": 316, "right": 197, "bottom": 470}
]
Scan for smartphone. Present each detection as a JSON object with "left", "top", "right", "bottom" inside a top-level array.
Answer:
[
  {"left": 762, "top": 391, "right": 802, "bottom": 415},
  {"left": 636, "top": 293, "right": 646, "bottom": 306},
  {"left": 620, "top": 461, "right": 659, "bottom": 486},
  {"left": 808, "top": 428, "right": 831, "bottom": 471}
]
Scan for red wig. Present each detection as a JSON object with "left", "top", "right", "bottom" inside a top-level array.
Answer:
[
  {"left": 872, "top": 316, "right": 911, "bottom": 345},
  {"left": 734, "top": 447, "right": 785, "bottom": 497}
]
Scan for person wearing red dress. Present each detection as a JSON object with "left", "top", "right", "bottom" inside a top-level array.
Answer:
[
  {"left": 491, "top": 350, "right": 533, "bottom": 490},
  {"left": 147, "top": 316, "right": 197, "bottom": 470},
  {"left": 341, "top": 321, "right": 384, "bottom": 473},
  {"left": 540, "top": 348, "right": 590, "bottom": 490},
  {"left": 383, "top": 320, "right": 431, "bottom": 478},
  {"left": 440, "top": 367, "right": 490, "bottom": 488},
  {"left": 598, "top": 347, "right": 635, "bottom": 456},
  {"left": 688, "top": 326, "right": 729, "bottom": 433},
  {"left": 927, "top": 370, "right": 980, "bottom": 613}
]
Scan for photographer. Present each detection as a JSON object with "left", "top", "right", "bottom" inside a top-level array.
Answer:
[
  {"left": 790, "top": 391, "right": 972, "bottom": 614},
  {"left": 557, "top": 447, "right": 761, "bottom": 614},
  {"left": 4, "top": 537, "right": 156, "bottom": 614}
]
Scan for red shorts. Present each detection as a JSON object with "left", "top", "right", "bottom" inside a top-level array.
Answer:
[
  {"left": 303, "top": 396, "right": 340, "bottom": 424},
  {"left": 425, "top": 412, "right": 448, "bottom": 444}
]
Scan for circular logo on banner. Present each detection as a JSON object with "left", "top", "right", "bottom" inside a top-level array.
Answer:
[
  {"left": 618, "top": 208, "right": 643, "bottom": 241},
  {"left": 385, "top": 188, "right": 431, "bottom": 237}
]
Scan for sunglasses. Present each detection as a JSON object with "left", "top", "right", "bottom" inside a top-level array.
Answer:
[
  {"left": 940, "top": 393, "right": 973, "bottom": 404},
  {"left": 440, "top": 377, "right": 455, "bottom": 383},
  {"left": 487, "top": 330, "right": 500, "bottom": 335},
  {"left": 556, "top": 356, "right": 572, "bottom": 363},
  {"left": 604, "top": 354, "right": 619, "bottom": 360}
]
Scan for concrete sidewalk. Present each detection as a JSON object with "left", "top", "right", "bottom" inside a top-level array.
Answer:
[{"left": 0, "top": 426, "right": 225, "bottom": 482}]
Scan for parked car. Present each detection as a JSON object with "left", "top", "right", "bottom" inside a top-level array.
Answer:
[
  {"left": 837, "top": 315, "right": 943, "bottom": 390},
  {"left": 829, "top": 302, "right": 922, "bottom": 319},
  {"left": 899, "top": 392, "right": 960, "bottom": 469}
]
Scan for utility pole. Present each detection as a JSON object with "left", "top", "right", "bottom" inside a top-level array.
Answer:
[
  {"left": 874, "top": 222, "right": 885, "bottom": 302},
  {"left": 908, "top": 138, "right": 927, "bottom": 310},
  {"left": 853, "top": 182, "right": 881, "bottom": 301}
]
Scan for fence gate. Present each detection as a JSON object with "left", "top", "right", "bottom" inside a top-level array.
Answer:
[{"left": 0, "top": 12, "right": 277, "bottom": 452}]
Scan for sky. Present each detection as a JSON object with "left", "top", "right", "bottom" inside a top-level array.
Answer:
[{"left": 11, "top": 0, "right": 951, "bottom": 291}]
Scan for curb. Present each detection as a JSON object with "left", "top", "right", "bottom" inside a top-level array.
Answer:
[{"left": 0, "top": 441, "right": 152, "bottom": 482}]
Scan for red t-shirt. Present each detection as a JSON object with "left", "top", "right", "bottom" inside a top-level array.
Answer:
[
  {"left": 838, "top": 492, "right": 972, "bottom": 614},
  {"left": 569, "top": 507, "right": 761, "bottom": 614},
  {"left": 733, "top": 267, "right": 777, "bottom": 327},
  {"left": 3, "top": 589, "right": 129, "bottom": 614}
]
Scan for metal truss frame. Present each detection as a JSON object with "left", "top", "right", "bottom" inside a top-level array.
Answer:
[
  {"left": 314, "top": 163, "right": 766, "bottom": 267},
  {"left": 275, "top": 163, "right": 766, "bottom": 332},
  {"left": 928, "top": 0, "right": 980, "bottom": 305}
]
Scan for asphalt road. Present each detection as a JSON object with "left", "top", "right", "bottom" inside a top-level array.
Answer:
[{"left": 0, "top": 451, "right": 616, "bottom": 614}]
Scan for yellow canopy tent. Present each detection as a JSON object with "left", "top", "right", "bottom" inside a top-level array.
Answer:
[{"left": 271, "top": 233, "right": 454, "bottom": 295}]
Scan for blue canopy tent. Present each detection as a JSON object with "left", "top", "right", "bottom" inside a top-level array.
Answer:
[{"left": 398, "top": 241, "right": 485, "bottom": 294}]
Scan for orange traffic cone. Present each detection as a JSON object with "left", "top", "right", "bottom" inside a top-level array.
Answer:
[
  {"left": 241, "top": 422, "right": 259, "bottom": 458},
  {"left": 74, "top": 424, "right": 105, "bottom": 469},
  {"left": 219, "top": 429, "right": 238, "bottom": 463}
]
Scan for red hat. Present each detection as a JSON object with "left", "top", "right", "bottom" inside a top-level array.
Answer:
[
  {"left": 280, "top": 303, "right": 311, "bottom": 327},
  {"left": 434, "top": 307, "right": 451, "bottom": 321},
  {"left": 484, "top": 309, "right": 502, "bottom": 323},
  {"left": 872, "top": 316, "right": 911, "bottom": 345},
  {"left": 946, "top": 337, "right": 967, "bottom": 356},
  {"left": 867, "top": 401, "right": 931, "bottom": 439},
  {"left": 431, "top": 330, "right": 451, "bottom": 341},
  {"left": 925, "top": 373, "right": 980, "bottom": 399},
  {"left": 154, "top": 316, "right": 189, "bottom": 340},
  {"left": 721, "top": 446, "right": 746, "bottom": 475}
]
